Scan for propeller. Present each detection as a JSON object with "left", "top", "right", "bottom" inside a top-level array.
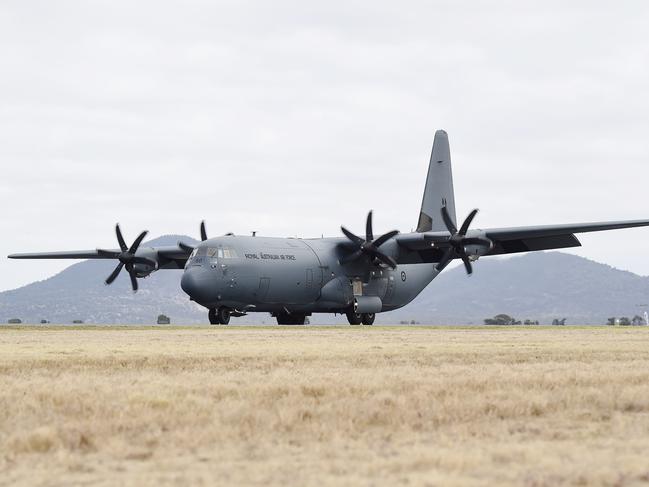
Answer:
[
  {"left": 340, "top": 211, "right": 399, "bottom": 269},
  {"left": 435, "top": 207, "right": 492, "bottom": 275},
  {"left": 178, "top": 241, "right": 195, "bottom": 253},
  {"left": 97, "top": 224, "right": 156, "bottom": 292},
  {"left": 177, "top": 221, "right": 208, "bottom": 253}
]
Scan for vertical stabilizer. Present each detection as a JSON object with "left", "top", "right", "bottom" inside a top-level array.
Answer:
[{"left": 416, "top": 130, "right": 457, "bottom": 232}]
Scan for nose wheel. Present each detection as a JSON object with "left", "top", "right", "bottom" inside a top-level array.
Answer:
[
  {"left": 346, "top": 311, "right": 375, "bottom": 325},
  {"left": 208, "top": 307, "right": 231, "bottom": 325}
]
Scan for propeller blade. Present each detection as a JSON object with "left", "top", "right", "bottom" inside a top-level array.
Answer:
[
  {"left": 200, "top": 221, "right": 208, "bottom": 241},
  {"left": 371, "top": 250, "right": 397, "bottom": 269},
  {"left": 341, "top": 226, "right": 364, "bottom": 246},
  {"left": 97, "top": 249, "right": 120, "bottom": 258},
  {"left": 339, "top": 249, "right": 364, "bottom": 265},
  {"left": 105, "top": 262, "right": 124, "bottom": 285},
  {"left": 440, "top": 206, "right": 458, "bottom": 235},
  {"left": 435, "top": 247, "right": 455, "bottom": 272},
  {"left": 129, "top": 230, "right": 149, "bottom": 254},
  {"left": 458, "top": 209, "right": 479, "bottom": 236},
  {"left": 115, "top": 224, "right": 128, "bottom": 252},
  {"left": 372, "top": 230, "right": 399, "bottom": 248},
  {"left": 129, "top": 271, "right": 139, "bottom": 292},
  {"left": 178, "top": 242, "right": 195, "bottom": 253},
  {"left": 460, "top": 253, "right": 473, "bottom": 275},
  {"left": 366, "top": 211, "right": 374, "bottom": 242}
]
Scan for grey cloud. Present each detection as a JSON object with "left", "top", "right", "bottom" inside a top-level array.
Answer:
[{"left": 1, "top": 0, "right": 648, "bottom": 290}]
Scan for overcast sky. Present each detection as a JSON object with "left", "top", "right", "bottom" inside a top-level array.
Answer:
[{"left": 1, "top": 1, "right": 648, "bottom": 291}]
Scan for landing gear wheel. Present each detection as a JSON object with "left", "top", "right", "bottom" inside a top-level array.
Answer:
[
  {"left": 217, "top": 307, "right": 231, "bottom": 325},
  {"left": 361, "top": 313, "right": 375, "bottom": 326},
  {"left": 346, "top": 311, "right": 362, "bottom": 325},
  {"left": 276, "top": 313, "right": 306, "bottom": 325},
  {"left": 208, "top": 308, "right": 219, "bottom": 325}
]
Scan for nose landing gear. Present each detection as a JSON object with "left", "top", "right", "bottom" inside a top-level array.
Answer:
[
  {"left": 208, "top": 307, "right": 231, "bottom": 325},
  {"left": 346, "top": 312, "right": 375, "bottom": 326}
]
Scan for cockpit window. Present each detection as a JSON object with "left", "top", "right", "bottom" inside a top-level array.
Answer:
[
  {"left": 186, "top": 246, "right": 215, "bottom": 268},
  {"left": 223, "top": 248, "right": 238, "bottom": 258},
  {"left": 214, "top": 247, "right": 238, "bottom": 259},
  {"left": 186, "top": 246, "right": 236, "bottom": 268}
]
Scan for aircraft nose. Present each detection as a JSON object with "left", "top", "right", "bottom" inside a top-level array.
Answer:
[{"left": 181, "top": 267, "right": 215, "bottom": 305}]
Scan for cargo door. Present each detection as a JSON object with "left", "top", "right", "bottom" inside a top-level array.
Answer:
[{"left": 383, "top": 275, "right": 395, "bottom": 304}]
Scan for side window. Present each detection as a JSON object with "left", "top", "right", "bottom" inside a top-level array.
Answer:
[{"left": 185, "top": 248, "right": 199, "bottom": 268}]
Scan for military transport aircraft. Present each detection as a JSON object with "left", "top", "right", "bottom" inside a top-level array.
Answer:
[{"left": 9, "top": 130, "right": 649, "bottom": 325}]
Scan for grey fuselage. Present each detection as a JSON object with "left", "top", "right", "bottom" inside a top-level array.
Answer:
[{"left": 180, "top": 235, "right": 438, "bottom": 315}]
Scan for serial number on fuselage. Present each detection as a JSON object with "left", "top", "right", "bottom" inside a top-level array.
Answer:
[{"left": 245, "top": 253, "right": 297, "bottom": 261}]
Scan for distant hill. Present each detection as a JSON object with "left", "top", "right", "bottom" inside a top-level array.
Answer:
[
  {"left": 0, "top": 235, "right": 207, "bottom": 325},
  {"left": 1, "top": 241, "right": 647, "bottom": 325},
  {"left": 393, "top": 251, "right": 649, "bottom": 325}
]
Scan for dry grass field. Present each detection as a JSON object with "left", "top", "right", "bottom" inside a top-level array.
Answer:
[{"left": 1, "top": 326, "right": 649, "bottom": 486}]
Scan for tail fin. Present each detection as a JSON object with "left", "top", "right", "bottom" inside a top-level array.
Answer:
[{"left": 416, "top": 130, "right": 457, "bottom": 232}]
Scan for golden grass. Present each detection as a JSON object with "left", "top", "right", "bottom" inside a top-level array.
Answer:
[{"left": 1, "top": 326, "right": 649, "bottom": 486}]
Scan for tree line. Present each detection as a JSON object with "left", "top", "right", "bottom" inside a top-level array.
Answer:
[{"left": 483, "top": 314, "right": 564, "bottom": 326}]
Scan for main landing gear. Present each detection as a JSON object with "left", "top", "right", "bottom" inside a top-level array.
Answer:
[
  {"left": 346, "top": 311, "right": 375, "bottom": 326},
  {"left": 209, "top": 307, "right": 231, "bottom": 325}
]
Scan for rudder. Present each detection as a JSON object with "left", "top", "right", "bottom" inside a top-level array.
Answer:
[{"left": 416, "top": 130, "right": 457, "bottom": 233}]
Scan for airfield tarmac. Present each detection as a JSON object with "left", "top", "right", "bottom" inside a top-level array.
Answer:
[{"left": 1, "top": 326, "right": 649, "bottom": 486}]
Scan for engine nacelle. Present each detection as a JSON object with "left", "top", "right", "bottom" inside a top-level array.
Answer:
[
  {"left": 463, "top": 232, "right": 493, "bottom": 261},
  {"left": 464, "top": 243, "right": 492, "bottom": 259},
  {"left": 132, "top": 249, "right": 159, "bottom": 278}
]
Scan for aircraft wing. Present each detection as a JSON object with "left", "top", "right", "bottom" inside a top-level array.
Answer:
[
  {"left": 483, "top": 219, "right": 649, "bottom": 256},
  {"left": 396, "top": 219, "right": 649, "bottom": 259},
  {"left": 9, "top": 250, "right": 118, "bottom": 260},
  {"left": 8, "top": 246, "right": 192, "bottom": 269}
]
